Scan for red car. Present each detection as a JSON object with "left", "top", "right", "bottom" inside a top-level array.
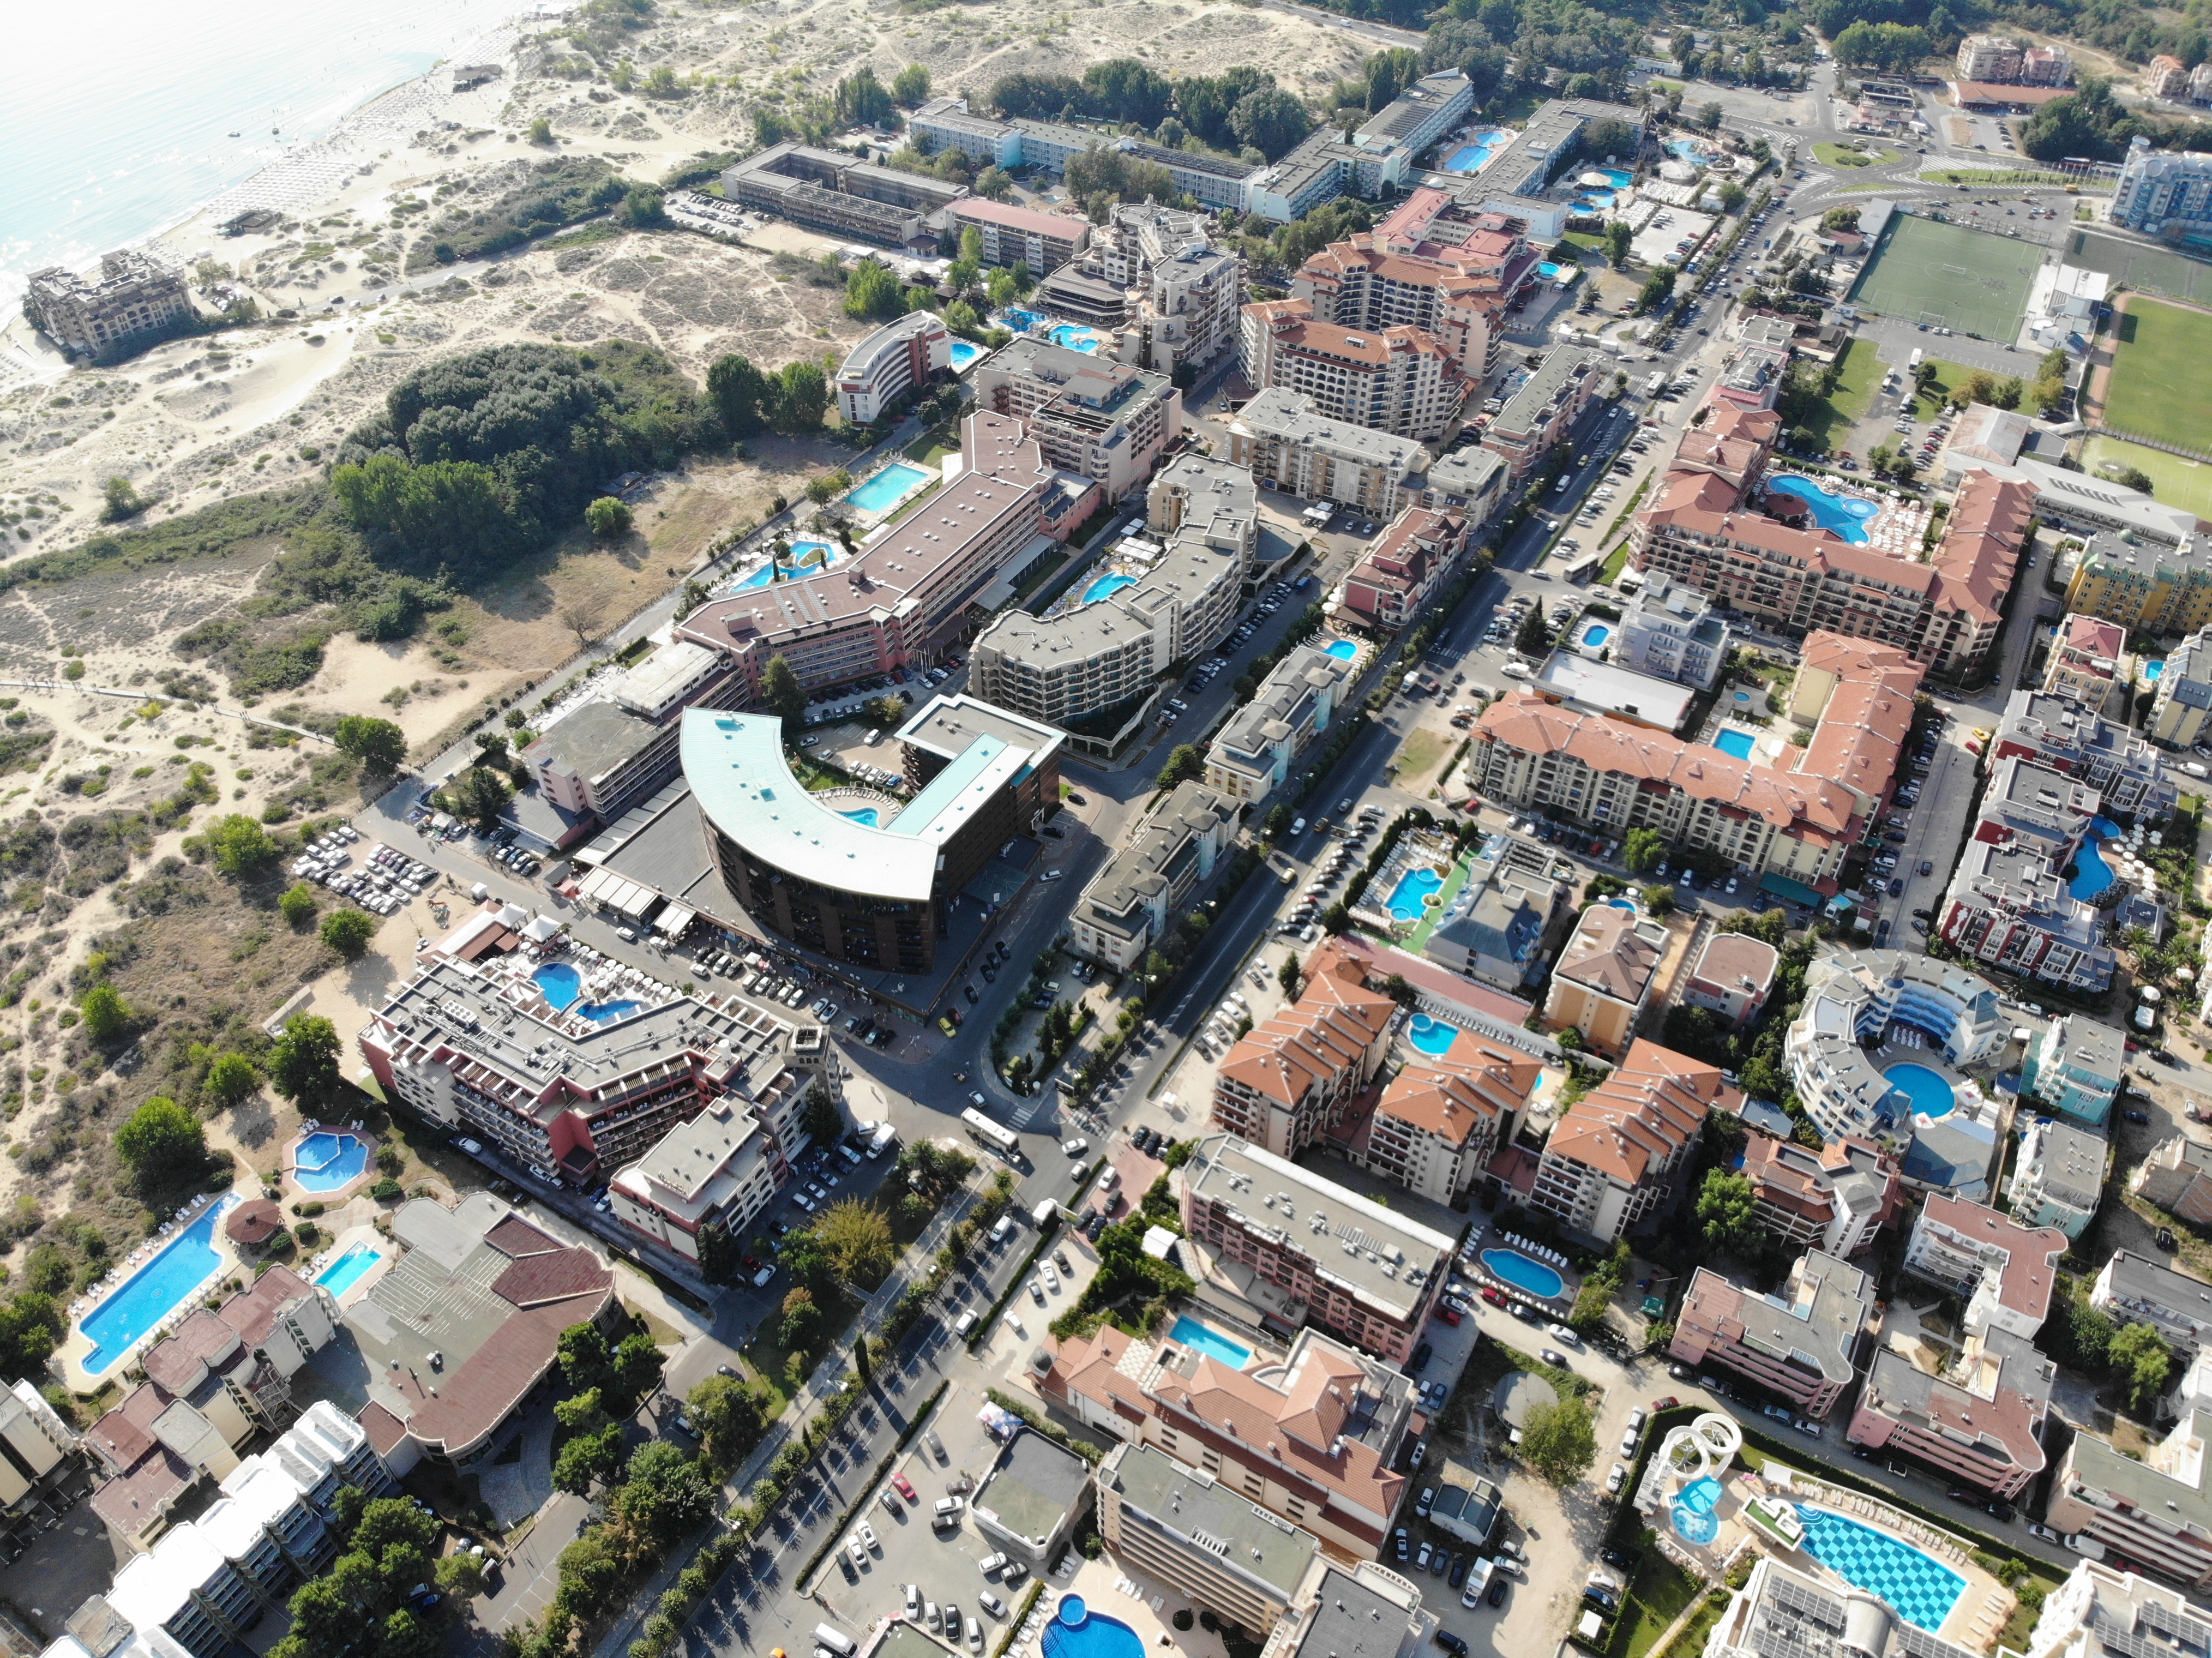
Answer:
[
  {"left": 1650, "top": 1396, "right": 1680, "bottom": 1413},
  {"left": 889, "top": 1472, "right": 917, "bottom": 1503},
  {"left": 1480, "top": 1286, "right": 1509, "bottom": 1308},
  {"left": 1435, "top": 1306, "right": 1463, "bottom": 1326}
]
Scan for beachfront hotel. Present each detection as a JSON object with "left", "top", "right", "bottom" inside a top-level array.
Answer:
[{"left": 834, "top": 310, "right": 953, "bottom": 426}]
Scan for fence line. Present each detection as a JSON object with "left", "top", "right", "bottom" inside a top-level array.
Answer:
[{"left": 2086, "top": 422, "right": 2212, "bottom": 467}]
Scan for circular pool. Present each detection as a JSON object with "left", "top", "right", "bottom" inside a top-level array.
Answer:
[{"left": 1884, "top": 1061, "right": 1956, "bottom": 1120}]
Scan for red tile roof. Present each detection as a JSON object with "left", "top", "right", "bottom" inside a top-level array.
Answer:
[
  {"left": 490, "top": 1248, "right": 614, "bottom": 1309},
  {"left": 485, "top": 1215, "right": 564, "bottom": 1258}
]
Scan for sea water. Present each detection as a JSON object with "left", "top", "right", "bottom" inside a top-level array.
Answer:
[{"left": 1, "top": 0, "right": 528, "bottom": 303}]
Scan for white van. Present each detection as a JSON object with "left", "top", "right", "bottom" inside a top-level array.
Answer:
[
  {"left": 990, "top": 1215, "right": 1013, "bottom": 1244},
  {"left": 816, "top": 1627, "right": 858, "bottom": 1657},
  {"left": 954, "top": 1310, "right": 978, "bottom": 1337}
]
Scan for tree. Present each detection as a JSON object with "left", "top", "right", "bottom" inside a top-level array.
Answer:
[
  {"left": 1278, "top": 954, "right": 1304, "bottom": 1001},
  {"left": 612, "top": 1440, "right": 716, "bottom": 1543},
  {"left": 1156, "top": 744, "right": 1204, "bottom": 789},
  {"left": 892, "top": 64, "right": 932, "bottom": 106},
  {"left": 585, "top": 496, "right": 633, "bottom": 537},
  {"left": 0, "top": 1295, "right": 62, "bottom": 1382},
  {"left": 1230, "top": 88, "right": 1311, "bottom": 160},
  {"left": 552, "top": 1424, "right": 624, "bottom": 1495},
  {"left": 610, "top": 1329, "right": 665, "bottom": 1408},
  {"left": 761, "top": 654, "right": 809, "bottom": 726},
  {"left": 101, "top": 477, "right": 144, "bottom": 522},
  {"left": 1520, "top": 1395, "right": 1598, "bottom": 1486},
  {"left": 688, "top": 1372, "right": 768, "bottom": 1469},
  {"left": 1697, "top": 1170, "right": 1764, "bottom": 1257},
  {"left": 205, "top": 1053, "right": 260, "bottom": 1109},
  {"left": 779, "top": 1287, "right": 824, "bottom": 1349},
  {"left": 1637, "top": 267, "right": 1678, "bottom": 314},
  {"left": 1604, "top": 220, "right": 1633, "bottom": 267},
  {"left": 206, "top": 814, "right": 278, "bottom": 877},
  {"left": 1642, "top": 883, "right": 1676, "bottom": 917},
  {"left": 618, "top": 184, "right": 667, "bottom": 228},
  {"left": 835, "top": 67, "right": 894, "bottom": 127},
  {"left": 802, "top": 1077, "right": 844, "bottom": 1149},
  {"left": 269, "top": 1013, "right": 342, "bottom": 1109},
  {"left": 696, "top": 1223, "right": 741, "bottom": 1286},
  {"left": 528, "top": 117, "right": 554, "bottom": 144},
  {"left": 773, "top": 360, "right": 828, "bottom": 432},
  {"left": 115, "top": 1097, "right": 206, "bottom": 1175},
  {"left": 1516, "top": 606, "right": 1551, "bottom": 655},
  {"left": 321, "top": 908, "right": 378, "bottom": 960},
  {"left": 844, "top": 257, "right": 906, "bottom": 321},
  {"left": 820, "top": 1197, "right": 895, "bottom": 1284},
  {"left": 447, "top": 765, "right": 509, "bottom": 833},
  {"left": 975, "top": 165, "right": 1014, "bottom": 201},
  {"left": 333, "top": 714, "right": 407, "bottom": 774},
  {"left": 1623, "top": 828, "right": 1665, "bottom": 874},
  {"left": 2109, "top": 464, "right": 2156, "bottom": 496},
  {"left": 1698, "top": 100, "right": 1723, "bottom": 131},
  {"left": 79, "top": 983, "right": 133, "bottom": 1042},
  {"left": 707, "top": 353, "right": 772, "bottom": 436},
  {"left": 559, "top": 1322, "right": 614, "bottom": 1391},
  {"left": 2112, "top": 1321, "right": 2173, "bottom": 1411},
  {"left": 434, "top": 1552, "right": 486, "bottom": 1600}
]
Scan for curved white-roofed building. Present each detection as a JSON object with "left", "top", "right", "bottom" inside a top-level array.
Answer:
[
  {"left": 835, "top": 310, "right": 952, "bottom": 426},
  {"left": 1785, "top": 948, "right": 2005, "bottom": 1143},
  {"left": 684, "top": 706, "right": 1056, "bottom": 971}
]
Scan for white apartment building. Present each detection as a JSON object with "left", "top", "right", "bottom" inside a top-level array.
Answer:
[
  {"left": 1227, "top": 387, "right": 1426, "bottom": 518},
  {"left": 1069, "top": 782, "right": 1239, "bottom": 970},
  {"left": 1205, "top": 644, "right": 1355, "bottom": 802},
  {"left": 2113, "top": 136, "right": 2212, "bottom": 237},
  {"left": 1903, "top": 1194, "right": 2067, "bottom": 1340},
  {"left": 834, "top": 309, "right": 953, "bottom": 425},
  {"left": 610, "top": 1096, "right": 784, "bottom": 1265},
  {"left": 2008, "top": 1115, "right": 2106, "bottom": 1239},
  {"left": 1613, "top": 574, "right": 1733, "bottom": 688},
  {"left": 2091, "top": 1250, "right": 2212, "bottom": 1353}
]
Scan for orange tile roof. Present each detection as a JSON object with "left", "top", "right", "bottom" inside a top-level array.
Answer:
[
  {"left": 1216, "top": 947, "right": 1397, "bottom": 1109},
  {"left": 1555, "top": 905, "right": 1662, "bottom": 1002},
  {"left": 1376, "top": 1043, "right": 1541, "bottom": 1149},
  {"left": 1543, "top": 1039, "right": 1727, "bottom": 1188},
  {"left": 1929, "top": 470, "right": 2036, "bottom": 627}
]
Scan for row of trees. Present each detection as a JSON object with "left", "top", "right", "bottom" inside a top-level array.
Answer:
[
  {"left": 705, "top": 352, "right": 829, "bottom": 437},
  {"left": 987, "top": 64, "right": 1314, "bottom": 162}
]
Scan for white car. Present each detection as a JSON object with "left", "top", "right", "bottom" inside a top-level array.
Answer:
[
  {"left": 1040, "top": 1261, "right": 1060, "bottom": 1291},
  {"left": 1547, "top": 1323, "right": 1579, "bottom": 1345},
  {"left": 1061, "top": 1138, "right": 1088, "bottom": 1157},
  {"left": 1605, "top": 1463, "right": 1629, "bottom": 1496},
  {"left": 857, "top": 1522, "right": 879, "bottom": 1551},
  {"left": 906, "top": 1586, "right": 922, "bottom": 1620},
  {"left": 847, "top": 1537, "right": 869, "bottom": 1569}
]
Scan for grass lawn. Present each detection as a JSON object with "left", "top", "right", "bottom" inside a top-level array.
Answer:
[
  {"left": 1564, "top": 231, "right": 1606, "bottom": 251},
  {"left": 1643, "top": 1593, "right": 1727, "bottom": 1658},
  {"left": 1909, "top": 357, "right": 1981, "bottom": 419},
  {"left": 1600, "top": 540, "right": 1633, "bottom": 582},
  {"left": 1612, "top": 1553, "right": 1708, "bottom": 1658},
  {"left": 2105, "top": 296, "right": 2212, "bottom": 452},
  {"left": 1916, "top": 167, "right": 2075, "bottom": 188},
  {"left": 1393, "top": 726, "right": 1450, "bottom": 788},
  {"left": 1815, "top": 140, "right": 1899, "bottom": 167},
  {"left": 2083, "top": 433, "right": 2212, "bottom": 518},
  {"left": 1850, "top": 214, "right": 2041, "bottom": 339},
  {"left": 1795, "top": 337, "right": 1886, "bottom": 449},
  {"left": 1405, "top": 852, "right": 1474, "bottom": 952}
]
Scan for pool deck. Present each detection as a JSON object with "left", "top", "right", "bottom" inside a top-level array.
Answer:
[
  {"left": 282, "top": 1122, "right": 377, "bottom": 1203},
  {"left": 56, "top": 1188, "right": 252, "bottom": 1391},
  {"left": 304, "top": 1223, "right": 396, "bottom": 1309},
  {"left": 1465, "top": 1223, "right": 1582, "bottom": 1313}
]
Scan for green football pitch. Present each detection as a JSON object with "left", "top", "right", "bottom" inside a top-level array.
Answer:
[
  {"left": 2103, "top": 296, "right": 2212, "bottom": 454},
  {"left": 1847, "top": 214, "right": 2042, "bottom": 341}
]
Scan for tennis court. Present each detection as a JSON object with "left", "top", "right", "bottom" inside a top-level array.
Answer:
[
  {"left": 1848, "top": 214, "right": 2043, "bottom": 340},
  {"left": 2104, "top": 296, "right": 2212, "bottom": 452},
  {"left": 2063, "top": 227, "right": 2212, "bottom": 307}
]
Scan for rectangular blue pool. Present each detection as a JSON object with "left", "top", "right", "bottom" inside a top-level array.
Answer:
[
  {"left": 80, "top": 1196, "right": 239, "bottom": 1375},
  {"left": 1712, "top": 729, "right": 1756, "bottom": 760},
  {"left": 316, "top": 1242, "right": 385, "bottom": 1296},
  {"left": 843, "top": 463, "right": 930, "bottom": 515},
  {"left": 1168, "top": 1315, "right": 1251, "bottom": 1368}
]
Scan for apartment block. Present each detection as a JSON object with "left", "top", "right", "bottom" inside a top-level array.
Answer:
[
  {"left": 1241, "top": 299, "right": 1459, "bottom": 441},
  {"left": 1211, "top": 942, "right": 1398, "bottom": 1158},
  {"left": 1177, "top": 1133, "right": 1454, "bottom": 1365},
  {"left": 723, "top": 142, "right": 964, "bottom": 245},
  {"left": 1289, "top": 231, "right": 1514, "bottom": 379},
  {"left": 947, "top": 197, "right": 1089, "bottom": 273},
  {"left": 1470, "top": 630, "right": 1920, "bottom": 899},
  {"left": 359, "top": 954, "right": 809, "bottom": 1188},
  {"left": 1205, "top": 644, "right": 1356, "bottom": 803},
  {"left": 1850, "top": 1326, "right": 2055, "bottom": 1498},
  {"left": 1481, "top": 349, "right": 1601, "bottom": 483},
  {"left": 0, "top": 1380, "right": 80, "bottom": 1517},
  {"left": 1939, "top": 755, "right": 2118, "bottom": 993},
  {"left": 1740, "top": 1134, "right": 1899, "bottom": 1258},
  {"left": 2151, "top": 623, "right": 2212, "bottom": 749},
  {"left": 2021, "top": 1012, "right": 2127, "bottom": 1127},
  {"left": 1227, "top": 388, "right": 1426, "bottom": 519},
  {"left": 835, "top": 309, "right": 953, "bottom": 425},
  {"left": 1032, "top": 203, "right": 1247, "bottom": 376},
  {"left": 2047, "top": 1410, "right": 2212, "bottom": 1589},
  {"left": 1095, "top": 1443, "right": 1319, "bottom": 1630},
  {"left": 971, "top": 336, "right": 1182, "bottom": 497},
  {"left": 1530, "top": 1039, "right": 1724, "bottom": 1244},
  {"left": 1353, "top": 1038, "right": 1539, "bottom": 1206},
  {"left": 1069, "top": 782, "right": 1238, "bottom": 970},
  {"left": 1540, "top": 903, "right": 1666, "bottom": 1058},
  {"left": 1995, "top": 689, "right": 2177, "bottom": 819},
  {"left": 1613, "top": 574, "right": 1733, "bottom": 689},
  {"left": 972, "top": 454, "right": 1249, "bottom": 730},
  {"left": 608, "top": 1097, "right": 783, "bottom": 1265},
  {"left": 2133, "top": 1136, "right": 2212, "bottom": 1228},
  {"left": 2065, "top": 520, "right": 2212, "bottom": 636},
  {"left": 2018, "top": 1560, "right": 2212, "bottom": 1658},
  {"left": 22, "top": 251, "right": 191, "bottom": 362},
  {"left": 1957, "top": 35, "right": 2024, "bottom": 79},
  {"left": 2045, "top": 614, "right": 2127, "bottom": 712},
  {"left": 1668, "top": 1251, "right": 1876, "bottom": 1418},
  {"left": 1045, "top": 1321, "right": 1418, "bottom": 1557},
  {"left": 2091, "top": 1251, "right": 2212, "bottom": 1354},
  {"left": 1422, "top": 835, "right": 1574, "bottom": 994},
  {"left": 1341, "top": 507, "right": 1471, "bottom": 633},
  {"left": 1904, "top": 1195, "right": 2067, "bottom": 1341},
  {"left": 1680, "top": 931, "right": 1779, "bottom": 1028},
  {"left": 2009, "top": 1115, "right": 2107, "bottom": 1239}
]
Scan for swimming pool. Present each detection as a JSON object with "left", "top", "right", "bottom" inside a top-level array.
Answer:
[
  {"left": 732, "top": 539, "right": 839, "bottom": 589},
  {"left": 1598, "top": 167, "right": 1633, "bottom": 188},
  {"left": 1386, "top": 867, "right": 1445, "bottom": 921},
  {"left": 1480, "top": 1246, "right": 1565, "bottom": 1300},
  {"left": 1003, "top": 307, "right": 1047, "bottom": 332},
  {"left": 1168, "top": 1314, "right": 1252, "bottom": 1368},
  {"left": 1580, "top": 622, "right": 1610, "bottom": 648},
  {"left": 1570, "top": 191, "right": 1615, "bottom": 211},
  {"left": 1667, "top": 138, "right": 1713, "bottom": 164},
  {"left": 1885, "top": 1062, "right": 1956, "bottom": 1121},
  {"left": 79, "top": 1196, "right": 240, "bottom": 1375},
  {"left": 844, "top": 463, "right": 930, "bottom": 515},
  {"left": 1325, "top": 640, "right": 1358, "bottom": 662},
  {"left": 294, "top": 1131, "right": 369, "bottom": 1193},
  {"left": 1768, "top": 475, "right": 1879, "bottom": 544},
  {"left": 839, "top": 807, "right": 880, "bottom": 827},
  {"left": 2148, "top": 659, "right": 2166, "bottom": 682},
  {"left": 1538, "top": 260, "right": 1565, "bottom": 280},
  {"left": 2069, "top": 815, "right": 2123, "bottom": 900},
  {"left": 1673, "top": 1474, "right": 1722, "bottom": 1545},
  {"left": 1408, "top": 1014, "right": 1459, "bottom": 1056},
  {"left": 534, "top": 962, "right": 585, "bottom": 1010},
  {"left": 949, "top": 339, "right": 983, "bottom": 369},
  {"left": 1045, "top": 323, "right": 1104, "bottom": 353},
  {"left": 316, "top": 1243, "right": 385, "bottom": 1296},
  {"left": 1793, "top": 1505, "right": 1966, "bottom": 1630},
  {"left": 1082, "top": 572, "right": 1137, "bottom": 604},
  {"left": 1441, "top": 128, "right": 1512, "bottom": 172},
  {"left": 1713, "top": 729, "right": 1757, "bottom": 761},
  {"left": 578, "top": 999, "right": 643, "bottom": 1023},
  {"left": 1045, "top": 1600, "right": 1144, "bottom": 1658}
]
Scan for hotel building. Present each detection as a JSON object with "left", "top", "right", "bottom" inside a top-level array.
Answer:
[
  {"left": 1540, "top": 904, "right": 1667, "bottom": 1059},
  {"left": 2020, "top": 1012, "right": 2126, "bottom": 1127},
  {"left": 1612, "top": 575, "right": 1733, "bottom": 689},
  {"left": 1206, "top": 645, "right": 1356, "bottom": 803},
  {"left": 2112, "top": 136, "right": 2212, "bottom": 240},
  {"left": 1670, "top": 1251, "right": 1877, "bottom": 1417},
  {"left": 1994, "top": 689, "right": 2177, "bottom": 819},
  {"left": 2047, "top": 1409, "right": 2212, "bottom": 1589},
  {"left": 1288, "top": 230, "right": 1518, "bottom": 380},
  {"left": 1211, "top": 942, "right": 1399, "bottom": 1159},
  {"left": 1240, "top": 299, "right": 1459, "bottom": 441},
  {"left": 2090, "top": 1251, "right": 2212, "bottom": 1355},
  {"left": 1353, "top": 1036, "right": 1540, "bottom": 1207},
  {"left": 1227, "top": 388, "right": 1427, "bottom": 519},
  {"left": 1032, "top": 203, "right": 1248, "bottom": 376},
  {"left": 1938, "top": 755, "right": 2118, "bottom": 993},
  {"left": 1740, "top": 1134, "right": 1899, "bottom": 1258},
  {"left": 1481, "top": 347, "right": 1602, "bottom": 483},
  {"left": 1095, "top": 1442, "right": 1320, "bottom": 1628},
  {"left": 1784, "top": 950, "right": 2006, "bottom": 1145},
  {"left": 947, "top": 197, "right": 1090, "bottom": 273},
  {"left": 722, "top": 142, "right": 965, "bottom": 245},
  {"left": 834, "top": 309, "right": 953, "bottom": 425},
  {"left": 22, "top": 251, "right": 191, "bottom": 363},
  {"left": 2044, "top": 614, "right": 2127, "bottom": 712},
  {"left": 2008, "top": 1115, "right": 2107, "bottom": 1240},
  {"left": 2150, "top": 623, "right": 2212, "bottom": 749},
  {"left": 1530, "top": 1039, "right": 1724, "bottom": 1244},
  {"left": 1679, "top": 931, "right": 1780, "bottom": 1028},
  {"left": 971, "top": 337, "right": 1183, "bottom": 498},
  {"left": 1340, "top": 507, "right": 1472, "bottom": 633},
  {"left": 1069, "top": 782, "right": 1239, "bottom": 971}
]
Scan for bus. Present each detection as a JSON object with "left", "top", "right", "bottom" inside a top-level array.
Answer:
[
  {"left": 1644, "top": 371, "right": 1666, "bottom": 397},
  {"left": 961, "top": 1107, "right": 1020, "bottom": 1159},
  {"left": 1907, "top": 347, "right": 1924, "bottom": 371}
]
